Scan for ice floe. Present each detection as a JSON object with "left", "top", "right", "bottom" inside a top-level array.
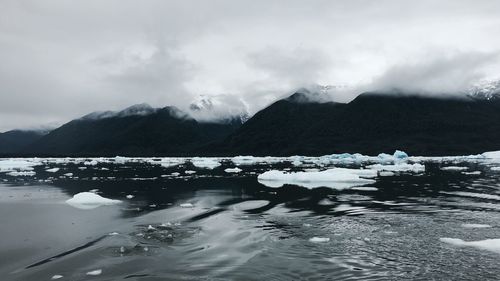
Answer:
[
  {"left": 309, "top": 237, "right": 330, "bottom": 243},
  {"left": 180, "top": 203, "right": 194, "bottom": 208},
  {"left": 440, "top": 238, "right": 500, "bottom": 254},
  {"left": 257, "top": 168, "right": 376, "bottom": 189},
  {"left": 461, "top": 223, "right": 491, "bottom": 228},
  {"left": 51, "top": 275, "right": 63, "bottom": 280},
  {"left": 441, "top": 166, "right": 469, "bottom": 171},
  {"left": 66, "top": 192, "right": 122, "bottom": 209},
  {"left": 7, "top": 171, "right": 36, "bottom": 176},
  {"left": 368, "top": 163, "right": 425, "bottom": 173},
  {"left": 190, "top": 157, "right": 221, "bottom": 169},
  {"left": 86, "top": 269, "right": 102, "bottom": 276},
  {"left": 351, "top": 186, "right": 378, "bottom": 191},
  {"left": 0, "top": 158, "right": 41, "bottom": 172},
  {"left": 440, "top": 191, "right": 500, "bottom": 201},
  {"left": 45, "top": 168, "right": 60, "bottom": 173},
  {"left": 224, "top": 167, "right": 242, "bottom": 173}
]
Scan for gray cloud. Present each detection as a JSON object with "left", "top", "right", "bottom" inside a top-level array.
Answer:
[{"left": 1, "top": 0, "right": 500, "bottom": 131}]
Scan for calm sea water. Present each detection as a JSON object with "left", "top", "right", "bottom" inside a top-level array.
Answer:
[{"left": 1, "top": 157, "right": 500, "bottom": 280}]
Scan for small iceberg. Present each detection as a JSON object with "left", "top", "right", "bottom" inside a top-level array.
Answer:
[
  {"left": 224, "top": 167, "right": 242, "bottom": 173},
  {"left": 66, "top": 192, "right": 122, "bottom": 210},
  {"left": 441, "top": 166, "right": 468, "bottom": 171},
  {"left": 440, "top": 238, "right": 500, "bottom": 254},
  {"left": 86, "top": 269, "right": 102, "bottom": 276},
  {"left": 257, "top": 168, "right": 376, "bottom": 189},
  {"left": 309, "top": 237, "right": 330, "bottom": 243},
  {"left": 367, "top": 163, "right": 425, "bottom": 173},
  {"left": 46, "top": 168, "right": 60, "bottom": 173},
  {"left": 190, "top": 157, "right": 221, "bottom": 169}
]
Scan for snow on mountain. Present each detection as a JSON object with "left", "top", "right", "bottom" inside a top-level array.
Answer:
[
  {"left": 81, "top": 103, "right": 159, "bottom": 120},
  {"left": 188, "top": 95, "right": 249, "bottom": 123},
  {"left": 287, "top": 84, "right": 352, "bottom": 103},
  {"left": 467, "top": 80, "right": 500, "bottom": 100}
]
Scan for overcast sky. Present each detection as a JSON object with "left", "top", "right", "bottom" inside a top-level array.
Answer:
[{"left": 1, "top": 0, "right": 500, "bottom": 132}]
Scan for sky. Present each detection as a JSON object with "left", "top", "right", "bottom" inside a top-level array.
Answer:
[{"left": 1, "top": 0, "right": 500, "bottom": 132}]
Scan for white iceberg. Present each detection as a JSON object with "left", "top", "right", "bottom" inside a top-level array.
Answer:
[
  {"left": 86, "top": 269, "right": 102, "bottom": 276},
  {"left": 0, "top": 158, "right": 41, "bottom": 172},
  {"left": 440, "top": 238, "right": 500, "bottom": 254},
  {"left": 441, "top": 166, "right": 468, "bottom": 171},
  {"left": 461, "top": 223, "right": 491, "bottom": 228},
  {"left": 180, "top": 203, "right": 194, "bottom": 208},
  {"left": 66, "top": 192, "right": 122, "bottom": 210},
  {"left": 224, "top": 167, "right": 242, "bottom": 173},
  {"left": 309, "top": 237, "right": 330, "bottom": 243},
  {"left": 257, "top": 168, "right": 376, "bottom": 189},
  {"left": 190, "top": 157, "right": 221, "bottom": 169},
  {"left": 367, "top": 163, "right": 425, "bottom": 173},
  {"left": 46, "top": 168, "right": 60, "bottom": 173},
  {"left": 7, "top": 171, "right": 36, "bottom": 176}
]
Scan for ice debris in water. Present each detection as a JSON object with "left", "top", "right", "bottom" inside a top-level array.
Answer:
[
  {"left": 257, "top": 168, "right": 376, "bottom": 189},
  {"left": 180, "top": 203, "right": 194, "bottom": 208},
  {"left": 462, "top": 171, "right": 481, "bottom": 175},
  {"left": 0, "top": 158, "right": 41, "bottom": 172},
  {"left": 7, "top": 171, "right": 36, "bottom": 176},
  {"left": 351, "top": 186, "right": 378, "bottom": 191},
  {"left": 367, "top": 163, "right": 425, "bottom": 173},
  {"left": 126, "top": 194, "right": 134, "bottom": 199},
  {"left": 86, "top": 269, "right": 102, "bottom": 276},
  {"left": 440, "top": 238, "right": 500, "bottom": 254},
  {"left": 224, "top": 167, "right": 242, "bottom": 173},
  {"left": 309, "top": 237, "right": 330, "bottom": 243},
  {"left": 46, "top": 168, "right": 60, "bottom": 173},
  {"left": 63, "top": 173, "right": 73, "bottom": 177},
  {"left": 190, "top": 157, "right": 221, "bottom": 169},
  {"left": 66, "top": 192, "right": 122, "bottom": 210},
  {"left": 441, "top": 166, "right": 468, "bottom": 171},
  {"left": 491, "top": 167, "right": 500, "bottom": 171},
  {"left": 51, "top": 275, "right": 63, "bottom": 280},
  {"left": 185, "top": 170, "right": 196, "bottom": 174},
  {"left": 461, "top": 224, "right": 491, "bottom": 228}
]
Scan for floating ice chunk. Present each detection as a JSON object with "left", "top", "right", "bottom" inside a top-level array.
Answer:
[
  {"left": 462, "top": 171, "right": 481, "bottom": 175},
  {"left": 257, "top": 168, "right": 376, "bottom": 189},
  {"left": 224, "top": 167, "right": 242, "bottom": 173},
  {"left": 51, "top": 275, "right": 63, "bottom": 280},
  {"left": 126, "top": 195, "right": 134, "bottom": 199},
  {"left": 63, "top": 173, "right": 73, "bottom": 177},
  {"left": 171, "top": 172, "right": 180, "bottom": 176},
  {"left": 0, "top": 158, "right": 41, "bottom": 172},
  {"left": 351, "top": 186, "right": 378, "bottom": 191},
  {"left": 309, "top": 237, "right": 330, "bottom": 243},
  {"left": 368, "top": 163, "right": 425, "bottom": 173},
  {"left": 66, "top": 192, "right": 121, "bottom": 210},
  {"left": 185, "top": 170, "right": 196, "bottom": 174},
  {"left": 441, "top": 191, "right": 500, "bottom": 201},
  {"left": 441, "top": 166, "right": 468, "bottom": 171},
  {"left": 393, "top": 150, "right": 409, "bottom": 159},
  {"left": 147, "top": 225, "right": 156, "bottom": 231},
  {"left": 84, "top": 160, "right": 98, "bottom": 166},
  {"left": 46, "top": 168, "right": 60, "bottom": 173},
  {"left": 461, "top": 224, "right": 491, "bottom": 228},
  {"left": 7, "top": 171, "right": 36, "bottom": 176},
  {"left": 482, "top": 151, "right": 500, "bottom": 160},
  {"left": 108, "top": 232, "right": 119, "bottom": 236},
  {"left": 379, "top": 171, "right": 395, "bottom": 177},
  {"left": 491, "top": 167, "right": 500, "bottom": 171},
  {"left": 180, "top": 203, "right": 194, "bottom": 208},
  {"left": 190, "top": 157, "right": 221, "bottom": 169},
  {"left": 114, "top": 156, "right": 129, "bottom": 164},
  {"left": 149, "top": 158, "right": 185, "bottom": 168},
  {"left": 86, "top": 269, "right": 102, "bottom": 276},
  {"left": 440, "top": 238, "right": 500, "bottom": 254}
]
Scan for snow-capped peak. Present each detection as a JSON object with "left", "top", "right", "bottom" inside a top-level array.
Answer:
[
  {"left": 287, "top": 84, "right": 350, "bottom": 103},
  {"left": 188, "top": 95, "right": 249, "bottom": 123},
  {"left": 81, "top": 103, "right": 158, "bottom": 121},
  {"left": 468, "top": 80, "right": 500, "bottom": 101}
]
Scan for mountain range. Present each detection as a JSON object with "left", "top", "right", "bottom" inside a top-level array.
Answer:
[{"left": 2, "top": 86, "right": 500, "bottom": 157}]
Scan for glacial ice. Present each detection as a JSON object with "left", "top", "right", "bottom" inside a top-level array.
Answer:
[
  {"left": 190, "top": 157, "right": 221, "bottom": 169},
  {"left": 51, "top": 275, "right": 63, "bottom": 280},
  {"left": 441, "top": 166, "right": 468, "bottom": 171},
  {"left": 440, "top": 238, "right": 500, "bottom": 254},
  {"left": 367, "top": 163, "right": 425, "bottom": 173},
  {"left": 66, "top": 192, "right": 122, "bottom": 210},
  {"left": 45, "top": 168, "right": 60, "bottom": 173},
  {"left": 0, "top": 158, "right": 41, "bottom": 172},
  {"left": 86, "top": 269, "right": 102, "bottom": 276},
  {"left": 224, "top": 167, "right": 242, "bottom": 173},
  {"left": 7, "top": 171, "right": 36, "bottom": 176},
  {"left": 461, "top": 223, "right": 491, "bottom": 228},
  {"left": 257, "top": 168, "right": 377, "bottom": 189},
  {"left": 309, "top": 237, "right": 330, "bottom": 243}
]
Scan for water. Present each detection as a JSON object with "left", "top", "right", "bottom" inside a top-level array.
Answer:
[{"left": 1, "top": 157, "right": 500, "bottom": 280}]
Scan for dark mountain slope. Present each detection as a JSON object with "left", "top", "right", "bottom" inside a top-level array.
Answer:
[
  {"left": 215, "top": 92, "right": 500, "bottom": 156},
  {"left": 26, "top": 106, "right": 242, "bottom": 156},
  {"left": 0, "top": 130, "right": 49, "bottom": 155}
]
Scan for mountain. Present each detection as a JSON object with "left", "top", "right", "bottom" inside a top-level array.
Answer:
[
  {"left": 213, "top": 90, "right": 500, "bottom": 156},
  {"left": 25, "top": 104, "right": 243, "bottom": 156},
  {"left": 0, "top": 129, "right": 50, "bottom": 154}
]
